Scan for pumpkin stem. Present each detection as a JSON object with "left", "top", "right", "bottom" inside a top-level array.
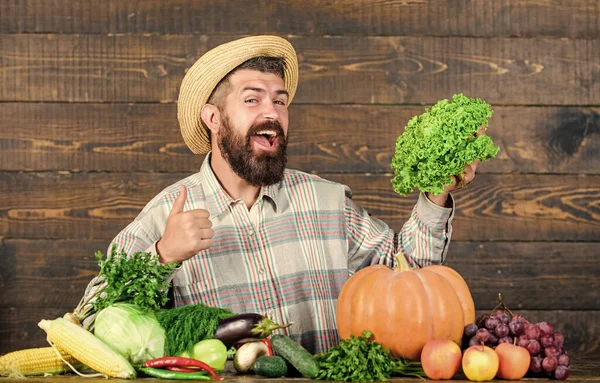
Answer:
[{"left": 394, "top": 252, "right": 411, "bottom": 272}]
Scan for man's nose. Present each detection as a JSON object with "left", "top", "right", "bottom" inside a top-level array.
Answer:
[{"left": 262, "top": 101, "right": 280, "bottom": 120}]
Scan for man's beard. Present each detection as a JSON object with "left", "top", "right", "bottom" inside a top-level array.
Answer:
[{"left": 217, "top": 115, "right": 288, "bottom": 187}]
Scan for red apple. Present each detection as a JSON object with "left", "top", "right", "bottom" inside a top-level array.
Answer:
[
  {"left": 420, "top": 340, "right": 462, "bottom": 379},
  {"left": 462, "top": 344, "right": 499, "bottom": 381},
  {"left": 495, "top": 343, "right": 531, "bottom": 380}
]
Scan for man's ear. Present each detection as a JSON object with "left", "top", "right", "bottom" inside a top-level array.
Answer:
[{"left": 201, "top": 104, "right": 221, "bottom": 135}]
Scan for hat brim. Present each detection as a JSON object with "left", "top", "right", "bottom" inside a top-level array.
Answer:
[{"left": 177, "top": 35, "right": 299, "bottom": 155}]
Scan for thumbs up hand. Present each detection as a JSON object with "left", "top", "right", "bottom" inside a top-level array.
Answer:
[{"left": 157, "top": 185, "right": 214, "bottom": 264}]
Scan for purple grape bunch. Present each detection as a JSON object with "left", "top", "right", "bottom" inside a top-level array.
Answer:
[{"left": 461, "top": 296, "right": 571, "bottom": 380}]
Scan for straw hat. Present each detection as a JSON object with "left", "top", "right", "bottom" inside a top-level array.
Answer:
[{"left": 177, "top": 35, "right": 299, "bottom": 154}]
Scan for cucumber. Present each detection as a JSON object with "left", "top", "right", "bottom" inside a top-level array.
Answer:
[
  {"left": 270, "top": 334, "right": 319, "bottom": 378},
  {"left": 253, "top": 356, "right": 288, "bottom": 378}
]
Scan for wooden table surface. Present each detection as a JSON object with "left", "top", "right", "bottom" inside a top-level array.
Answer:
[{"left": 2, "top": 358, "right": 599, "bottom": 383}]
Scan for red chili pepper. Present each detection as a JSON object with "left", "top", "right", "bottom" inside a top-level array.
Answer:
[
  {"left": 143, "top": 356, "right": 223, "bottom": 380},
  {"left": 261, "top": 337, "right": 274, "bottom": 356}
]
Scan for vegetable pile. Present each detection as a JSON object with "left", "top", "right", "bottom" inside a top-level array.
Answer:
[
  {"left": 1, "top": 247, "right": 294, "bottom": 379},
  {"left": 228, "top": 332, "right": 423, "bottom": 381},
  {"left": 391, "top": 93, "right": 499, "bottom": 196}
]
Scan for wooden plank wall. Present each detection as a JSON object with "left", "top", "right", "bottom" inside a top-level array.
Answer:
[{"left": 1, "top": 0, "right": 599, "bottom": 363}]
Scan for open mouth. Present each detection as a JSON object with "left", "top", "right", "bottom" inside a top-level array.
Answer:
[{"left": 250, "top": 130, "right": 278, "bottom": 150}]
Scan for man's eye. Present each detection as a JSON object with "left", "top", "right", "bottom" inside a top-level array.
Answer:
[
  {"left": 245, "top": 99, "right": 258, "bottom": 103},
  {"left": 275, "top": 100, "right": 286, "bottom": 106}
]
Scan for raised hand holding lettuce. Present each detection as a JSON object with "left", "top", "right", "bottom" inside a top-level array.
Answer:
[{"left": 391, "top": 94, "right": 500, "bottom": 196}]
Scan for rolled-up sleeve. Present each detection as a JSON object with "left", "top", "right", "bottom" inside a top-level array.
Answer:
[
  {"left": 397, "top": 192, "right": 454, "bottom": 267},
  {"left": 345, "top": 190, "right": 454, "bottom": 273}
]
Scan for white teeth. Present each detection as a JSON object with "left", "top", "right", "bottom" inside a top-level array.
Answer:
[{"left": 255, "top": 130, "right": 277, "bottom": 137}]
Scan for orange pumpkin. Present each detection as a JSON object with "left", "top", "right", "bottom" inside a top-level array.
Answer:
[{"left": 336, "top": 255, "right": 475, "bottom": 361}]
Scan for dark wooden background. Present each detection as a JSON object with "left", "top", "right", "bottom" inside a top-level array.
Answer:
[{"left": 0, "top": 0, "right": 598, "bottom": 364}]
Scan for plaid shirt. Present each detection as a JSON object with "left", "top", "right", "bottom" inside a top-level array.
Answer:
[{"left": 82, "top": 154, "right": 454, "bottom": 353}]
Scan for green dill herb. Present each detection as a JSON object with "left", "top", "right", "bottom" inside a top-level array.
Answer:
[{"left": 154, "top": 303, "right": 234, "bottom": 356}]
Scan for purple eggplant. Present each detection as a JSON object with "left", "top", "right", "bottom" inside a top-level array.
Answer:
[{"left": 213, "top": 313, "right": 292, "bottom": 347}]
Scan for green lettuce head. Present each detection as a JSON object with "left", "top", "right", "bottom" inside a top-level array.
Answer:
[
  {"left": 391, "top": 94, "right": 500, "bottom": 196},
  {"left": 94, "top": 303, "right": 165, "bottom": 366}
]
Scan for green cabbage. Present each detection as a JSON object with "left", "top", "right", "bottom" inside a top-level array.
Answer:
[
  {"left": 94, "top": 303, "right": 165, "bottom": 366},
  {"left": 391, "top": 94, "right": 500, "bottom": 196}
]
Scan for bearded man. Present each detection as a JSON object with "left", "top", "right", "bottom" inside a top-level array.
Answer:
[{"left": 78, "top": 36, "right": 479, "bottom": 353}]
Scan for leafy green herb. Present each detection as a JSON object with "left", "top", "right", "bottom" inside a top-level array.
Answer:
[
  {"left": 155, "top": 303, "right": 234, "bottom": 356},
  {"left": 314, "top": 331, "right": 425, "bottom": 382},
  {"left": 92, "top": 245, "right": 178, "bottom": 312},
  {"left": 391, "top": 93, "right": 499, "bottom": 196},
  {"left": 72, "top": 245, "right": 178, "bottom": 329}
]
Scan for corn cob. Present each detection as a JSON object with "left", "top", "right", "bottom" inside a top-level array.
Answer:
[
  {"left": 0, "top": 346, "right": 81, "bottom": 377},
  {"left": 38, "top": 317, "right": 136, "bottom": 379}
]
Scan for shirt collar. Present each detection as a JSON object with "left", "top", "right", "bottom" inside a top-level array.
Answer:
[
  {"left": 261, "top": 182, "right": 279, "bottom": 210},
  {"left": 200, "top": 153, "right": 235, "bottom": 217},
  {"left": 200, "top": 153, "right": 280, "bottom": 217}
]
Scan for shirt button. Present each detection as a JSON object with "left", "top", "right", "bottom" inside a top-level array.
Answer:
[
  {"left": 248, "top": 229, "right": 255, "bottom": 236},
  {"left": 259, "top": 268, "right": 265, "bottom": 274}
]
